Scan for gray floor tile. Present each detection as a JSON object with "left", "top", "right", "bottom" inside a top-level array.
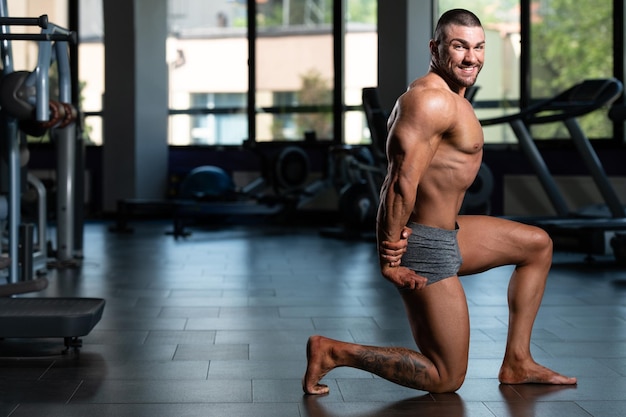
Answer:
[
  {"left": 208, "top": 359, "right": 304, "bottom": 379},
  {"left": 9, "top": 403, "right": 299, "bottom": 417},
  {"left": 576, "top": 401, "right": 626, "bottom": 417},
  {"left": 173, "top": 343, "right": 249, "bottom": 361},
  {"left": 44, "top": 360, "right": 210, "bottom": 380},
  {"left": 485, "top": 401, "right": 595, "bottom": 417},
  {"left": 185, "top": 316, "right": 314, "bottom": 331},
  {"left": 143, "top": 330, "right": 216, "bottom": 345},
  {"left": 71, "top": 379, "right": 251, "bottom": 403}
]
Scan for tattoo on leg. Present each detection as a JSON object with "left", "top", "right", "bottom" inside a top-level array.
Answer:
[{"left": 355, "top": 346, "right": 430, "bottom": 389}]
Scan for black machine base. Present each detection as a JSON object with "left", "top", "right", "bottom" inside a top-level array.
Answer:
[{"left": 0, "top": 297, "right": 105, "bottom": 352}]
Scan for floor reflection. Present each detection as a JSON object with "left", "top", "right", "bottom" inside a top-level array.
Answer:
[
  {"left": 498, "top": 383, "right": 579, "bottom": 416},
  {"left": 302, "top": 384, "right": 579, "bottom": 417},
  {"left": 302, "top": 392, "right": 465, "bottom": 417}
]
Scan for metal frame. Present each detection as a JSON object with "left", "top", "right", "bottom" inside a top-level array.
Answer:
[{"left": 0, "top": 1, "right": 77, "bottom": 282}]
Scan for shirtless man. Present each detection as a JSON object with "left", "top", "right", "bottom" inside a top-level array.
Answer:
[{"left": 303, "top": 8, "right": 577, "bottom": 395}]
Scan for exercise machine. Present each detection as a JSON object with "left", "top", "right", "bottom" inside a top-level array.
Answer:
[
  {"left": 112, "top": 143, "right": 329, "bottom": 237},
  {"left": 0, "top": 13, "right": 82, "bottom": 268},
  {"left": 319, "top": 88, "right": 388, "bottom": 240},
  {"left": 0, "top": 276, "right": 104, "bottom": 353},
  {"left": 0, "top": 5, "right": 104, "bottom": 352},
  {"left": 480, "top": 78, "right": 626, "bottom": 259}
]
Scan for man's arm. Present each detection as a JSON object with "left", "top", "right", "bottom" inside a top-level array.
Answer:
[{"left": 376, "top": 88, "right": 452, "bottom": 289}]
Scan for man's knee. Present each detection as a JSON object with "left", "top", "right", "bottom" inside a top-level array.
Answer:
[
  {"left": 429, "top": 367, "right": 467, "bottom": 393},
  {"left": 523, "top": 226, "right": 553, "bottom": 257},
  {"left": 430, "top": 372, "right": 465, "bottom": 394}
]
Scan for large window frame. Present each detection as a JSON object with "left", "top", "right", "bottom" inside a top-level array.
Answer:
[
  {"left": 167, "top": 0, "right": 626, "bottom": 146},
  {"left": 74, "top": 0, "right": 626, "bottom": 146},
  {"left": 246, "top": 0, "right": 345, "bottom": 145},
  {"left": 520, "top": 0, "right": 626, "bottom": 143},
  {"left": 164, "top": 0, "right": 364, "bottom": 147}
]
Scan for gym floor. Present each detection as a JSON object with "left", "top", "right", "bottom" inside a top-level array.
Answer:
[{"left": 1, "top": 219, "right": 625, "bottom": 417}]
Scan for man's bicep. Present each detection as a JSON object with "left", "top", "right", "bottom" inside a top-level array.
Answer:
[{"left": 387, "top": 119, "right": 438, "bottom": 177}]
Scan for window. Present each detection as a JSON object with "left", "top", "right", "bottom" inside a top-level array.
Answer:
[
  {"left": 78, "top": 0, "right": 104, "bottom": 145},
  {"left": 10, "top": 1, "right": 622, "bottom": 146},
  {"left": 255, "top": 0, "right": 334, "bottom": 142},
  {"left": 530, "top": 0, "right": 613, "bottom": 139},
  {"left": 345, "top": 0, "right": 377, "bottom": 145},
  {"left": 167, "top": 0, "right": 377, "bottom": 146},
  {"left": 271, "top": 91, "right": 299, "bottom": 139},
  {"left": 168, "top": 0, "right": 249, "bottom": 146},
  {"left": 189, "top": 93, "right": 247, "bottom": 145},
  {"left": 439, "top": 0, "right": 615, "bottom": 142}
]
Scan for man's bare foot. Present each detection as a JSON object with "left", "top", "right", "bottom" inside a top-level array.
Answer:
[
  {"left": 302, "top": 335, "right": 337, "bottom": 395},
  {"left": 499, "top": 358, "right": 577, "bottom": 385}
]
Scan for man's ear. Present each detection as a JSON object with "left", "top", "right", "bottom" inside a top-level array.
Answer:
[{"left": 429, "top": 40, "right": 439, "bottom": 56}]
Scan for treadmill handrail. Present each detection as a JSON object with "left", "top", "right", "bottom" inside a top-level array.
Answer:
[
  {"left": 480, "top": 78, "right": 623, "bottom": 127},
  {"left": 479, "top": 78, "right": 626, "bottom": 220}
]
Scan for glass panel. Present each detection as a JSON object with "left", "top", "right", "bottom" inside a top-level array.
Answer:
[
  {"left": 186, "top": 92, "right": 247, "bottom": 145},
  {"left": 256, "top": 0, "right": 333, "bottom": 142},
  {"left": 345, "top": 0, "right": 377, "bottom": 145},
  {"left": 168, "top": 0, "right": 248, "bottom": 145},
  {"left": 530, "top": 0, "right": 613, "bottom": 139},
  {"left": 79, "top": 0, "right": 104, "bottom": 145},
  {"left": 438, "top": 1, "right": 521, "bottom": 144}
]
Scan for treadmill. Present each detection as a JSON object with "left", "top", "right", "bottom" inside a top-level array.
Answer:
[{"left": 480, "top": 78, "right": 626, "bottom": 259}]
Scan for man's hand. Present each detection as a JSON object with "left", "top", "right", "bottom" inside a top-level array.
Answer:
[
  {"left": 380, "top": 264, "right": 428, "bottom": 291},
  {"left": 379, "top": 226, "right": 411, "bottom": 267},
  {"left": 378, "top": 226, "right": 428, "bottom": 290}
]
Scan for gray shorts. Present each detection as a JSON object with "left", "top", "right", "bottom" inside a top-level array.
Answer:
[{"left": 400, "top": 222, "right": 463, "bottom": 285}]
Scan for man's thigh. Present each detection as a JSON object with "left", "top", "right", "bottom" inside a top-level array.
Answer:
[
  {"left": 399, "top": 277, "right": 470, "bottom": 375},
  {"left": 456, "top": 215, "right": 545, "bottom": 276}
]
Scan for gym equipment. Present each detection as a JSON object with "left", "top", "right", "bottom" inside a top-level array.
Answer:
[
  {"left": 0, "top": 70, "right": 35, "bottom": 119},
  {"left": 0, "top": 8, "right": 80, "bottom": 276},
  {"left": 330, "top": 145, "right": 382, "bottom": 235},
  {"left": 361, "top": 87, "right": 388, "bottom": 164},
  {"left": 337, "top": 180, "right": 377, "bottom": 230},
  {"left": 460, "top": 163, "right": 494, "bottom": 215},
  {"left": 0, "top": 5, "right": 103, "bottom": 353},
  {"left": 0, "top": 277, "right": 105, "bottom": 353},
  {"left": 112, "top": 144, "right": 328, "bottom": 237},
  {"left": 481, "top": 78, "right": 626, "bottom": 259},
  {"left": 171, "top": 145, "right": 326, "bottom": 233},
  {"left": 178, "top": 165, "right": 236, "bottom": 201},
  {"left": 22, "top": 173, "right": 48, "bottom": 275},
  {"left": 319, "top": 88, "right": 388, "bottom": 239},
  {"left": 272, "top": 145, "right": 311, "bottom": 193}
]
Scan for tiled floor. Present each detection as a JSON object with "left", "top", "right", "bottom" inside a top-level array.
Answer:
[{"left": 1, "top": 219, "right": 626, "bottom": 416}]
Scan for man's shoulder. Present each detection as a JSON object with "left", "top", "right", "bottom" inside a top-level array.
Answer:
[
  {"left": 403, "top": 75, "right": 456, "bottom": 104},
  {"left": 399, "top": 82, "right": 456, "bottom": 115}
]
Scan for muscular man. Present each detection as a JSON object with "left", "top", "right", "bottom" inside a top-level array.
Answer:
[{"left": 303, "top": 8, "right": 577, "bottom": 395}]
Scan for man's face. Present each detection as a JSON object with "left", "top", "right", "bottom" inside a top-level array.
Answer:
[{"left": 434, "top": 24, "right": 485, "bottom": 88}]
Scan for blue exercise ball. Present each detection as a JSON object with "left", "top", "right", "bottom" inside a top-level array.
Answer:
[{"left": 179, "top": 166, "right": 236, "bottom": 200}]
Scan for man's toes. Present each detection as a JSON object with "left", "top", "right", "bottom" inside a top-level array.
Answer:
[{"left": 304, "top": 383, "right": 329, "bottom": 395}]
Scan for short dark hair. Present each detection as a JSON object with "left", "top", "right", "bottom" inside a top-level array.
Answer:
[{"left": 433, "top": 9, "right": 482, "bottom": 43}]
